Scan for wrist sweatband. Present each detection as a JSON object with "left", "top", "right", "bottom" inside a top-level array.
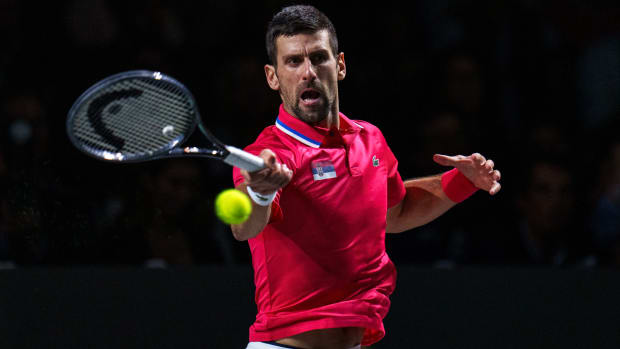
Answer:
[
  {"left": 441, "top": 168, "right": 478, "bottom": 203},
  {"left": 246, "top": 186, "right": 276, "bottom": 206}
]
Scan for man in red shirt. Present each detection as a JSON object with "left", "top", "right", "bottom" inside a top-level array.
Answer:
[{"left": 232, "top": 5, "right": 501, "bottom": 349}]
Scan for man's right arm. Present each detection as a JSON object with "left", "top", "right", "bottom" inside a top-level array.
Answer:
[
  {"left": 230, "top": 149, "right": 292, "bottom": 241},
  {"left": 231, "top": 182, "right": 273, "bottom": 241}
]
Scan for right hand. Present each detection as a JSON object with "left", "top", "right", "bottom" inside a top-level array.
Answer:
[{"left": 241, "top": 149, "right": 293, "bottom": 195}]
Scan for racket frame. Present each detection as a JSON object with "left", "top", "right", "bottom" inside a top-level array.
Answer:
[{"left": 66, "top": 70, "right": 230, "bottom": 163}]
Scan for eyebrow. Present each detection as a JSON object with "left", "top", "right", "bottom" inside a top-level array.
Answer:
[{"left": 282, "top": 48, "right": 330, "bottom": 61}]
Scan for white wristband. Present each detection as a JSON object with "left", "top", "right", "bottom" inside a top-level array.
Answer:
[{"left": 246, "top": 186, "right": 276, "bottom": 206}]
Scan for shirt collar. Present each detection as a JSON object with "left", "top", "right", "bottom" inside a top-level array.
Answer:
[{"left": 274, "top": 104, "right": 362, "bottom": 148}]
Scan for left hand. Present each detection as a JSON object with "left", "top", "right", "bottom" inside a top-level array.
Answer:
[{"left": 433, "top": 153, "right": 501, "bottom": 195}]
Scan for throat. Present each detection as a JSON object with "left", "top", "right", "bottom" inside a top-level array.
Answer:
[{"left": 317, "top": 112, "right": 340, "bottom": 130}]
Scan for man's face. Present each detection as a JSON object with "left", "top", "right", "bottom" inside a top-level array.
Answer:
[
  {"left": 265, "top": 30, "right": 345, "bottom": 125},
  {"left": 522, "top": 163, "right": 575, "bottom": 236}
]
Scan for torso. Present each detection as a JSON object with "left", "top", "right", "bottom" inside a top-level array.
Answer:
[
  {"left": 275, "top": 327, "right": 364, "bottom": 349},
  {"left": 232, "top": 108, "right": 406, "bottom": 346}
]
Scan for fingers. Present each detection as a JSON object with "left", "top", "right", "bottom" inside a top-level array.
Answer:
[
  {"left": 259, "top": 149, "right": 278, "bottom": 169},
  {"left": 432, "top": 154, "right": 451, "bottom": 166},
  {"left": 433, "top": 154, "right": 462, "bottom": 167},
  {"left": 492, "top": 169, "right": 501, "bottom": 181},
  {"left": 273, "top": 163, "right": 293, "bottom": 186},
  {"left": 489, "top": 181, "right": 501, "bottom": 195},
  {"left": 435, "top": 152, "right": 502, "bottom": 196},
  {"left": 477, "top": 156, "right": 501, "bottom": 195},
  {"left": 483, "top": 159, "right": 494, "bottom": 172},
  {"left": 241, "top": 168, "right": 251, "bottom": 183},
  {"left": 435, "top": 153, "right": 489, "bottom": 168},
  {"left": 472, "top": 153, "right": 486, "bottom": 166},
  {"left": 243, "top": 149, "right": 293, "bottom": 194}
]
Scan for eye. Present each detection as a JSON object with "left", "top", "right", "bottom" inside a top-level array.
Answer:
[
  {"left": 311, "top": 53, "right": 328, "bottom": 65},
  {"left": 287, "top": 56, "right": 302, "bottom": 65}
]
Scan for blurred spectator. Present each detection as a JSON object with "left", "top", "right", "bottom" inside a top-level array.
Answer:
[
  {"left": 3, "top": 177, "right": 49, "bottom": 265},
  {"left": 0, "top": 0, "right": 619, "bottom": 268},
  {"left": 133, "top": 0, "right": 186, "bottom": 48},
  {"left": 64, "top": 0, "right": 119, "bottom": 48},
  {"left": 386, "top": 109, "right": 477, "bottom": 267},
  {"left": 435, "top": 51, "right": 484, "bottom": 117},
  {"left": 1, "top": 91, "right": 50, "bottom": 179},
  {"left": 0, "top": 91, "right": 52, "bottom": 264},
  {"left": 589, "top": 119, "right": 620, "bottom": 267},
  {"left": 418, "top": 48, "right": 488, "bottom": 136},
  {"left": 103, "top": 159, "right": 245, "bottom": 266},
  {"left": 410, "top": 110, "right": 474, "bottom": 175},
  {"left": 0, "top": 0, "right": 22, "bottom": 89},
  {"left": 474, "top": 152, "right": 593, "bottom": 267},
  {"left": 516, "top": 157, "right": 579, "bottom": 264},
  {"left": 0, "top": 147, "right": 11, "bottom": 262},
  {"left": 541, "top": 0, "right": 620, "bottom": 129}
]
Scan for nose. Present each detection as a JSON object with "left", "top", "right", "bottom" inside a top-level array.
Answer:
[{"left": 301, "top": 58, "right": 317, "bottom": 81}]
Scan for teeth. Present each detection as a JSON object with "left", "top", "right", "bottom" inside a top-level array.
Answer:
[{"left": 302, "top": 91, "right": 319, "bottom": 100}]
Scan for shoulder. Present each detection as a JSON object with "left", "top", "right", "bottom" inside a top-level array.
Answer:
[
  {"left": 244, "top": 125, "right": 298, "bottom": 165},
  {"left": 232, "top": 125, "right": 298, "bottom": 185},
  {"left": 350, "top": 119, "right": 389, "bottom": 143},
  {"left": 352, "top": 119, "right": 381, "bottom": 132},
  {"left": 339, "top": 110, "right": 383, "bottom": 136}
]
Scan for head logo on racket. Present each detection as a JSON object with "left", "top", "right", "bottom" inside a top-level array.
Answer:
[
  {"left": 86, "top": 89, "right": 143, "bottom": 151},
  {"left": 66, "top": 70, "right": 266, "bottom": 171}
]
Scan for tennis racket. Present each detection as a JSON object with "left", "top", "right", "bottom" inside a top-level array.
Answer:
[{"left": 66, "top": 70, "right": 265, "bottom": 171}]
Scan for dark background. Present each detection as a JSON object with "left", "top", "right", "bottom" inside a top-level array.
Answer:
[
  {"left": 2, "top": 0, "right": 619, "bottom": 268},
  {"left": 1, "top": 0, "right": 620, "bottom": 347}
]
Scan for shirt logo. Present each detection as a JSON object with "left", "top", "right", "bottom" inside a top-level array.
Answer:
[
  {"left": 372, "top": 155, "right": 380, "bottom": 167},
  {"left": 311, "top": 160, "right": 337, "bottom": 181}
]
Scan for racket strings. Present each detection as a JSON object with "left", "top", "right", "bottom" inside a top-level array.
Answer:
[
  {"left": 70, "top": 76, "right": 196, "bottom": 158},
  {"left": 75, "top": 87, "right": 183, "bottom": 147}
]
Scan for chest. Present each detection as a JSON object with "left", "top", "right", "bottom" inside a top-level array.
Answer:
[{"left": 290, "top": 136, "right": 388, "bottom": 201}]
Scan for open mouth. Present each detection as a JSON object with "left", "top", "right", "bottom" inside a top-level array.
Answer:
[{"left": 300, "top": 89, "right": 321, "bottom": 105}]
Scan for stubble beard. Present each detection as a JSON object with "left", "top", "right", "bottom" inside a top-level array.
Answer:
[
  {"left": 281, "top": 84, "right": 333, "bottom": 125},
  {"left": 292, "top": 94, "right": 331, "bottom": 125}
]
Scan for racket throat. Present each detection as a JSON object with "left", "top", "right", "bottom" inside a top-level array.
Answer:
[
  {"left": 165, "top": 146, "right": 264, "bottom": 172},
  {"left": 223, "top": 146, "right": 265, "bottom": 172},
  {"left": 168, "top": 147, "right": 227, "bottom": 158}
]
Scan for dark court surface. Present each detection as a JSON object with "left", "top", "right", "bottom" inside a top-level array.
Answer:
[{"left": 1, "top": 266, "right": 618, "bottom": 349}]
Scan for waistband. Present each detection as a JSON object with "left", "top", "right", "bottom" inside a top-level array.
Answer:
[{"left": 246, "top": 342, "right": 361, "bottom": 349}]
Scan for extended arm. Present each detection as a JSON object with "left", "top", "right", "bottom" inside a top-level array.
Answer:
[
  {"left": 231, "top": 149, "right": 292, "bottom": 241},
  {"left": 386, "top": 153, "right": 501, "bottom": 233},
  {"left": 386, "top": 173, "right": 455, "bottom": 233}
]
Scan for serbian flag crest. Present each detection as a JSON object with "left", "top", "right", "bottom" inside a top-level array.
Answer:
[{"left": 311, "top": 160, "right": 337, "bottom": 181}]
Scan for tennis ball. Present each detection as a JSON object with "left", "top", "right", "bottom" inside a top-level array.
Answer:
[{"left": 215, "top": 189, "right": 252, "bottom": 224}]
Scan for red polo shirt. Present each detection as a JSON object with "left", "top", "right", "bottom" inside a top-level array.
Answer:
[{"left": 233, "top": 105, "right": 406, "bottom": 346}]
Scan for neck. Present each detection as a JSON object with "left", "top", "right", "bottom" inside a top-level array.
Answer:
[
  {"left": 318, "top": 106, "right": 340, "bottom": 129},
  {"left": 284, "top": 105, "right": 340, "bottom": 130},
  {"left": 284, "top": 102, "right": 340, "bottom": 129}
]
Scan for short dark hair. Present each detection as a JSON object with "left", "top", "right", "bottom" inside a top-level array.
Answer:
[{"left": 265, "top": 5, "right": 338, "bottom": 66}]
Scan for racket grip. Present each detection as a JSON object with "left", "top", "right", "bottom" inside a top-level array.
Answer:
[{"left": 224, "top": 146, "right": 265, "bottom": 172}]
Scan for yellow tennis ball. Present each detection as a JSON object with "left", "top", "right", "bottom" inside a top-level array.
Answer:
[{"left": 215, "top": 189, "right": 252, "bottom": 224}]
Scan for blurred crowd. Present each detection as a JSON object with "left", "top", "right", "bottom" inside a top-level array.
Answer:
[{"left": 0, "top": 0, "right": 619, "bottom": 268}]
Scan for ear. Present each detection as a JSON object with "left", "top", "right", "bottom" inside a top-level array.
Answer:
[
  {"left": 337, "top": 52, "right": 346, "bottom": 81},
  {"left": 264, "top": 64, "right": 280, "bottom": 91}
]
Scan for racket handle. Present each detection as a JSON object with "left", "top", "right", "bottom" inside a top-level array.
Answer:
[{"left": 224, "top": 146, "right": 265, "bottom": 172}]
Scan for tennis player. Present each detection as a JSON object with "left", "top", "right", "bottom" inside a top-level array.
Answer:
[{"left": 232, "top": 5, "right": 501, "bottom": 349}]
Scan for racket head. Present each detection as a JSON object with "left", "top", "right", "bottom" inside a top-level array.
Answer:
[{"left": 67, "top": 70, "right": 215, "bottom": 162}]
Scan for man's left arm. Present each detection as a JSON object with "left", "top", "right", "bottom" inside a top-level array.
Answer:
[{"left": 386, "top": 153, "right": 501, "bottom": 233}]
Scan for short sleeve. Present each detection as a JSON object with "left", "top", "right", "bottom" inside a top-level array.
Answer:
[
  {"left": 380, "top": 134, "right": 406, "bottom": 208},
  {"left": 232, "top": 142, "right": 295, "bottom": 224}
]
